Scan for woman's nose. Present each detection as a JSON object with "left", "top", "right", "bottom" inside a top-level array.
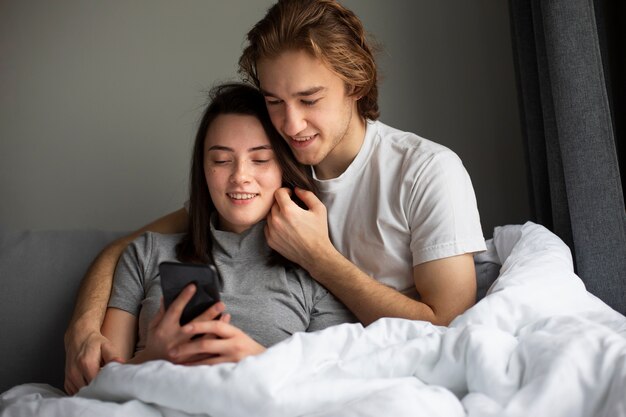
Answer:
[{"left": 230, "top": 161, "right": 251, "bottom": 184}]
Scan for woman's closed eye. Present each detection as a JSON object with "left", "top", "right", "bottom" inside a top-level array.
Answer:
[{"left": 249, "top": 149, "right": 275, "bottom": 164}]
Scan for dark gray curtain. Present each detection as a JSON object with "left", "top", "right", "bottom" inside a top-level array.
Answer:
[{"left": 509, "top": 0, "right": 626, "bottom": 314}]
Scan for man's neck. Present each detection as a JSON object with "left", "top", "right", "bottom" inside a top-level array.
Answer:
[{"left": 314, "top": 116, "right": 367, "bottom": 180}]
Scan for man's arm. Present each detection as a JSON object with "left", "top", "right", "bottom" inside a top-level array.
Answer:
[
  {"left": 265, "top": 188, "right": 476, "bottom": 326},
  {"left": 64, "top": 208, "right": 188, "bottom": 394},
  {"left": 302, "top": 247, "right": 475, "bottom": 326}
]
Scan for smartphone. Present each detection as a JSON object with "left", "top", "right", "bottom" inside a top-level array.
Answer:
[{"left": 158, "top": 261, "right": 221, "bottom": 326}]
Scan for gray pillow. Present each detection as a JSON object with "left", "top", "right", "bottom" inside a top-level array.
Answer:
[{"left": 0, "top": 228, "right": 125, "bottom": 393}]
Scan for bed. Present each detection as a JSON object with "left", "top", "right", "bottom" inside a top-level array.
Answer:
[{"left": 1, "top": 222, "right": 625, "bottom": 416}]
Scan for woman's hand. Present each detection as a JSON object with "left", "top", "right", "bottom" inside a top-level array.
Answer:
[
  {"left": 130, "top": 284, "right": 227, "bottom": 365},
  {"left": 169, "top": 320, "right": 267, "bottom": 365}
]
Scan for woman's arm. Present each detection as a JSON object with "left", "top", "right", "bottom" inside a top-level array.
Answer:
[
  {"left": 101, "top": 308, "right": 137, "bottom": 363},
  {"left": 64, "top": 208, "right": 188, "bottom": 395}
]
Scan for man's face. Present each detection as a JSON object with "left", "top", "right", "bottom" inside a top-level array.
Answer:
[{"left": 256, "top": 49, "right": 364, "bottom": 180}]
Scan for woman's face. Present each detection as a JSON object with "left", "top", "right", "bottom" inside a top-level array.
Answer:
[{"left": 204, "top": 113, "right": 283, "bottom": 233}]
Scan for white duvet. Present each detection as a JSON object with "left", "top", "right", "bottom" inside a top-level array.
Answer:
[{"left": 2, "top": 222, "right": 625, "bottom": 417}]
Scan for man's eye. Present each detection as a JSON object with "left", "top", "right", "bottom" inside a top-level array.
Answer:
[
  {"left": 266, "top": 99, "right": 282, "bottom": 106},
  {"left": 213, "top": 160, "right": 230, "bottom": 165},
  {"left": 253, "top": 159, "right": 270, "bottom": 164},
  {"left": 302, "top": 99, "right": 319, "bottom": 106}
]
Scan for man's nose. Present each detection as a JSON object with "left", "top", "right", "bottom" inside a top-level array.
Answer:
[{"left": 283, "top": 105, "right": 306, "bottom": 137}]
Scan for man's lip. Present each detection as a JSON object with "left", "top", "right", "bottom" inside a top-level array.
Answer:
[{"left": 289, "top": 133, "right": 318, "bottom": 148}]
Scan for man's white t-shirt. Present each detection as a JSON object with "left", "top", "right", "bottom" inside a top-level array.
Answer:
[{"left": 312, "top": 120, "right": 486, "bottom": 299}]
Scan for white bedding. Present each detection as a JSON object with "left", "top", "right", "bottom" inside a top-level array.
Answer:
[{"left": 2, "top": 222, "right": 625, "bottom": 417}]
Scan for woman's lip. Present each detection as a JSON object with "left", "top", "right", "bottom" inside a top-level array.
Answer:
[{"left": 227, "top": 193, "right": 258, "bottom": 205}]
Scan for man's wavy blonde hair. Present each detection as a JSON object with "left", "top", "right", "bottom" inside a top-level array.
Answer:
[{"left": 239, "top": 0, "right": 379, "bottom": 120}]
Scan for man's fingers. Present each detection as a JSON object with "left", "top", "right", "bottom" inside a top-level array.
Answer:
[
  {"left": 274, "top": 187, "right": 324, "bottom": 213},
  {"left": 294, "top": 187, "right": 324, "bottom": 212},
  {"left": 79, "top": 343, "right": 103, "bottom": 383},
  {"left": 64, "top": 376, "right": 79, "bottom": 396},
  {"left": 273, "top": 187, "right": 296, "bottom": 209},
  {"left": 65, "top": 355, "right": 93, "bottom": 394},
  {"left": 101, "top": 342, "right": 125, "bottom": 365}
]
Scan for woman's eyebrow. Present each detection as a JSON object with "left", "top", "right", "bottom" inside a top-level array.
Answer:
[
  {"left": 249, "top": 145, "right": 273, "bottom": 152},
  {"left": 207, "top": 145, "right": 273, "bottom": 152},
  {"left": 207, "top": 145, "right": 233, "bottom": 152}
]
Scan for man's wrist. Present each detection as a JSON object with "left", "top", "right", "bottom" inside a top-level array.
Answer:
[
  {"left": 65, "top": 314, "right": 103, "bottom": 346},
  {"left": 305, "top": 244, "right": 345, "bottom": 281}
]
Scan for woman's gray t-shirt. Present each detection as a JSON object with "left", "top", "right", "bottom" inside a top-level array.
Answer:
[{"left": 108, "top": 220, "right": 356, "bottom": 352}]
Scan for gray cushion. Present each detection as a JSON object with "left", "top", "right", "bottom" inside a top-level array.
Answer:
[{"left": 0, "top": 228, "right": 125, "bottom": 393}]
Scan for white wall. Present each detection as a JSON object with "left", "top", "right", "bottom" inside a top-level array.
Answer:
[{"left": 0, "top": 1, "right": 528, "bottom": 237}]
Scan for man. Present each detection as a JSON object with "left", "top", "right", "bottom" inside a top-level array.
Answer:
[{"left": 64, "top": 0, "right": 485, "bottom": 395}]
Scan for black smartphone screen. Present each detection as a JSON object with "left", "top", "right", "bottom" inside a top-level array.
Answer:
[{"left": 158, "top": 261, "right": 221, "bottom": 325}]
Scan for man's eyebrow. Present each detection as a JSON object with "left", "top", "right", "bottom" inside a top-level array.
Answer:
[
  {"left": 294, "top": 86, "right": 325, "bottom": 97},
  {"left": 261, "top": 86, "right": 326, "bottom": 98},
  {"left": 207, "top": 145, "right": 273, "bottom": 152}
]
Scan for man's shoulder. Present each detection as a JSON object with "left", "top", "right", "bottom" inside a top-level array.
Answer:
[
  {"left": 129, "top": 232, "right": 185, "bottom": 256},
  {"left": 370, "top": 120, "right": 458, "bottom": 163}
]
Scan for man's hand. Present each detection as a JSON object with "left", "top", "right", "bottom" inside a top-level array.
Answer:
[
  {"left": 265, "top": 187, "right": 333, "bottom": 271},
  {"left": 64, "top": 208, "right": 190, "bottom": 394},
  {"left": 63, "top": 329, "right": 123, "bottom": 395}
]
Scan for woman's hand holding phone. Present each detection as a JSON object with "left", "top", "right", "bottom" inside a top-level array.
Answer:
[
  {"left": 169, "top": 320, "right": 267, "bottom": 365},
  {"left": 129, "top": 284, "right": 229, "bottom": 365},
  {"left": 135, "top": 285, "right": 265, "bottom": 365},
  {"left": 131, "top": 275, "right": 265, "bottom": 366}
]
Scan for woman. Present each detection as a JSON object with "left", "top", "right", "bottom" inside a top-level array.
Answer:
[{"left": 100, "top": 83, "right": 355, "bottom": 366}]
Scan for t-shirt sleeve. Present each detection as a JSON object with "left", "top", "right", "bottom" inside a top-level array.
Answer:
[
  {"left": 108, "top": 232, "right": 154, "bottom": 316},
  {"left": 307, "top": 281, "right": 357, "bottom": 332},
  {"left": 408, "top": 151, "right": 487, "bottom": 265}
]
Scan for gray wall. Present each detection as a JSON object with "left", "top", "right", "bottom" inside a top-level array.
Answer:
[{"left": 0, "top": 1, "right": 529, "bottom": 238}]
